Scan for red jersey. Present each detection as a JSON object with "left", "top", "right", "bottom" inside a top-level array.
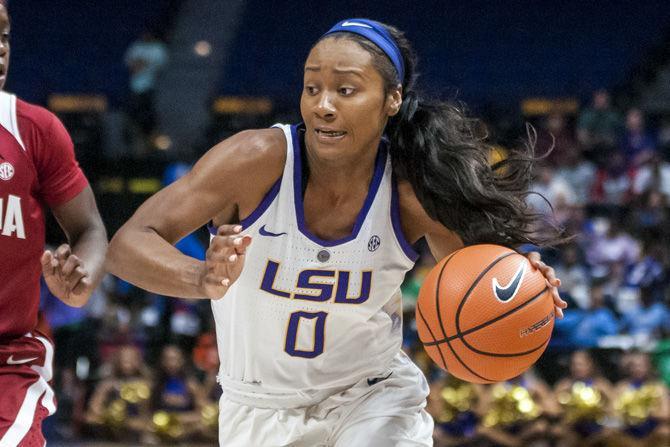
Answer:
[{"left": 0, "top": 92, "right": 88, "bottom": 340}]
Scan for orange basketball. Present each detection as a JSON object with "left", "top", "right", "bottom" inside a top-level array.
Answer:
[{"left": 415, "top": 244, "right": 555, "bottom": 383}]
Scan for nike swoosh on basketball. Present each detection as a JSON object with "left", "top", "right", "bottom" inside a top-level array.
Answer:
[
  {"left": 492, "top": 262, "right": 526, "bottom": 303},
  {"left": 6, "top": 355, "right": 38, "bottom": 365},
  {"left": 259, "top": 225, "right": 287, "bottom": 237},
  {"left": 341, "top": 21, "right": 373, "bottom": 28}
]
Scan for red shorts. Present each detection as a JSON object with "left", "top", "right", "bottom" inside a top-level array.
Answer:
[{"left": 0, "top": 332, "right": 56, "bottom": 447}]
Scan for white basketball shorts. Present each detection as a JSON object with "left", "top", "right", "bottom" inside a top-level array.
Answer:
[{"left": 218, "top": 351, "right": 434, "bottom": 446}]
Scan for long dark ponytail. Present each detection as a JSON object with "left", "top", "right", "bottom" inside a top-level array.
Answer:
[{"left": 320, "top": 24, "right": 561, "bottom": 247}]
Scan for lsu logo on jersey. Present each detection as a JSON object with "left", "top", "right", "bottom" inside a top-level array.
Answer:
[
  {"left": 259, "top": 259, "right": 373, "bottom": 358},
  {"left": 260, "top": 260, "right": 372, "bottom": 304}
]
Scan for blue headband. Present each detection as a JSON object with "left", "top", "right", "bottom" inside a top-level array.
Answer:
[{"left": 322, "top": 18, "right": 405, "bottom": 83}]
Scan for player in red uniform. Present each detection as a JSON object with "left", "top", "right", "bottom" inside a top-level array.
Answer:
[{"left": 0, "top": 2, "right": 108, "bottom": 446}]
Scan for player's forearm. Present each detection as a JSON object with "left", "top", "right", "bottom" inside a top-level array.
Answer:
[
  {"left": 107, "top": 226, "right": 209, "bottom": 298},
  {"left": 67, "top": 220, "right": 108, "bottom": 306}
]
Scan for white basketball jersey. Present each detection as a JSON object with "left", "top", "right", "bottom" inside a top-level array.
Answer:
[{"left": 211, "top": 124, "right": 419, "bottom": 400}]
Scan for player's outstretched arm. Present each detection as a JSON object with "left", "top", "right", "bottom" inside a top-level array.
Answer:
[
  {"left": 42, "top": 185, "right": 108, "bottom": 307},
  {"left": 106, "top": 129, "right": 285, "bottom": 299}
]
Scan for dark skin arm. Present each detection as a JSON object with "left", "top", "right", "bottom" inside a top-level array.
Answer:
[
  {"left": 106, "top": 129, "right": 285, "bottom": 299},
  {"left": 41, "top": 185, "right": 108, "bottom": 307}
]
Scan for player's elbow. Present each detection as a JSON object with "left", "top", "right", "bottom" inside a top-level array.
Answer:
[{"left": 106, "top": 226, "right": 134, "bottom": 277}]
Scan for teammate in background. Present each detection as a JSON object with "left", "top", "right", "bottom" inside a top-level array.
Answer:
[
  {"left": 0, "top": 2, "right": 108, "bottom": 446},
  {"left": 108, "top": 18, "right": 566, "bottom": 445}
]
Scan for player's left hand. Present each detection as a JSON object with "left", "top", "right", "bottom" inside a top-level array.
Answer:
[
  {"left": 526, "top": 251, "right": 567, "bottom": 319},
  {"left": 41, "top": 244, "right": 93, "bottom": 306}
]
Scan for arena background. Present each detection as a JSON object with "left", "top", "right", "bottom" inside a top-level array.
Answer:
[{"left": 7, "top": 0, "right": 670, "bottom": 445}]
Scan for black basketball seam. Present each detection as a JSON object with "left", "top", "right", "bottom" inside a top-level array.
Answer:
[
  {"left": 454, "top": 252, "right": 547, "bottom": 356},
  {"left": 416, "top": 304, "right": 448, "bottom": 371},
  {"left": 455, "top": 253, "right": 554, "bottom": 358},
  {"left": 416, "top": 304, "right": 495, "bottom": 382},
  {"left": 460, "top": 338, "right": 549, "bottom": 358},
  {"left": 434, "top": 251, "right": 458, "bottom": 340},
  {"left": 459, "top": 294, "right": 553, "bottom": 357},
  {"left": 454, "top": 251, "right": 517, "bottom": 339},
  {"left": 416, "top": 252, "right": 458, "bottom": 346},
  {"left": 434, "top": 250, "right": 494, "bottom": 383},
  {"left": 423, "top": 286, "right": 549, "bottom": 346}
]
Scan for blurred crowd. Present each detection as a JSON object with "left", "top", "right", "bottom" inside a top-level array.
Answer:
[
  {"left": 39, "top": 88, "right": 670, "bottom": 446},
  {"left": 402, "top": 88, "right": 670, "bottom": 446},
  {"left": 527, "top": 89, "right": 670, "bottom": 353}
]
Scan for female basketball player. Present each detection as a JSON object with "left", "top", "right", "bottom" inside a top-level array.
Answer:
[
  {"left": 108, "top": 18, "right": 566, "bottom": 445},
  {"left": 0, "top": 2, "right": 108, "bottom": 445}
]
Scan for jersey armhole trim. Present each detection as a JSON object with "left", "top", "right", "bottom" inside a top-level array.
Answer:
[
  {"left": 391, "top": 175, "right": 420, "bottom": 262},
  {"left": 208, "top": 177, "right": 282, "bottom": 235},
  {"left": 240, "top": 177, "right": 282, "bottom": 228}
]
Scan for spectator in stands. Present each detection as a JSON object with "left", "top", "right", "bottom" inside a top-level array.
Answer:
[
  {"left": 428, "top": 375, "right": 485, "bottom": 447},
  {"left": 537, "top": 112, "right": 580, "bottom": 168},
  {"left": 612, "top": 352, "right": 670, "bottom": 446},
  {"left": 631, "top": 190, "right": 668, "bottom": 234},
  {"left": 571, "top": 279, "right": 620, "bottom": 348},
  {"left": 144, "top": 344, "right": 206, "bottom": 444},
  {"left": 591, "top": 150, "right": 634, "bottom": 206},
  {"left": 190, "top": 332, "right": 221, "bottom": 442},
  {"left": 86, "top": 345, "right": 152, "bottom": 442},
  {"left": 124, "top": 29, "right": 168, "bottom": 151},
  {"left": 585, "top": 217, "right": 640, "bottom": 283},
  {"left": 624, "top": 241, "right": 667, "bottom": 299},
  {"left": 622, "top": 108, "right": 657, "bottom": 168},
  {"left": 577, "top": 89, "right": 622, "bottom": 166},
  {"left": 554, "top": 243, "right": 591, "bottom": 309},
  {"left": 95, "top": 283, "right": 145, "bottom": 360},
  {"left": 528, "top": 164, "right": 577, "bottom": 233},
  {"left": 478, "top": 370, "right": 559, "bottom": 447},
  {"left": 561, "top": 204, "right": 589, "bottom": 246},
  {"left": 620, "top": 286, "right": 670, "bottom": 341},
  {"left": 529, "top": 164, "right": 576, "bottom": 214},
  {"left": 550, "top": 294, "right": 585, "bottom": 350},
  {"left": 632, "top": 152, "right": 670, "bottom": 201},
  {"left": 554, "top": 350, "right": 614, "bottom": 447},
  {"left": 556, "top": 142, "right": 596, "bottom": 207}
]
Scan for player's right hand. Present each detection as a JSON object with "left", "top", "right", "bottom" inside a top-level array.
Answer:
[
  {"left": 41, "top": 244, "right": 94, "bottom": 306},
  {"left": 199, "top": 224, "right": 252, "bottom": 300}
]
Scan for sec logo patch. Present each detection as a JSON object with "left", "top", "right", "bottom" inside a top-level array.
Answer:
[
  {"left": 0, "top": 162, "right": 14, "bottom": 181},
  {"left": 368, "top": 235, "right": 381, "bottom": 252}
]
